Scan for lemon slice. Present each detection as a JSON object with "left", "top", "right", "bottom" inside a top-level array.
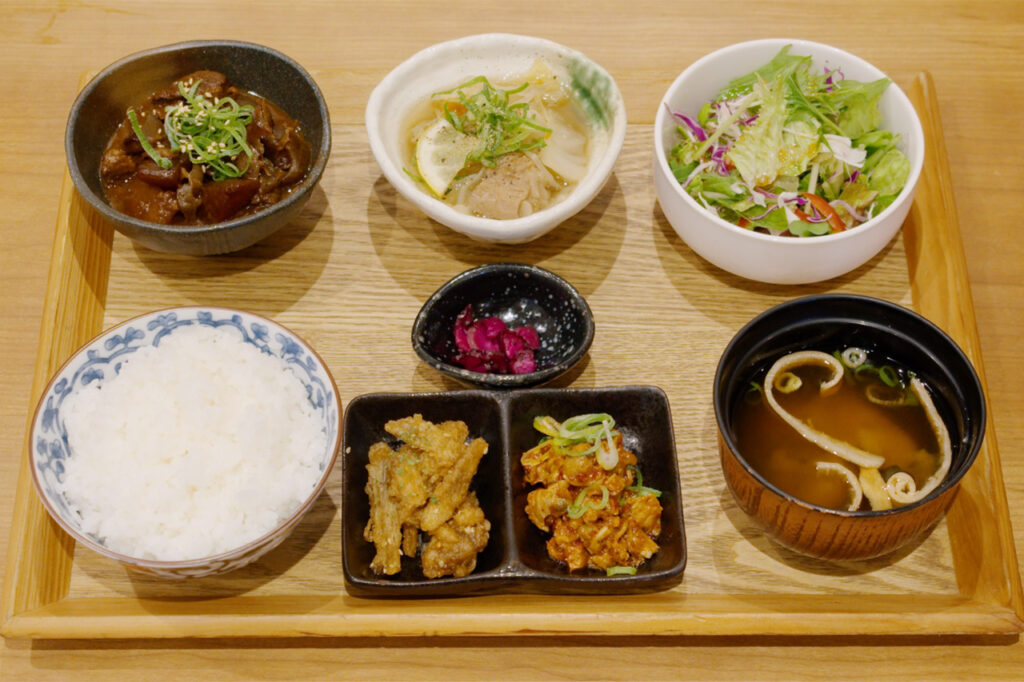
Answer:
[{"left": 415, "top": 118, "right": 477, "bottom": 197}]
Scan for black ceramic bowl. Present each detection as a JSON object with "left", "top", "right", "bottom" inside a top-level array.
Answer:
[
  {"left": 341, "top": 386, "right": 686, "bottom": 597},
  {"left": 412, "top": 263, "right": 595, "bottom": 389},
  {"left": 66, "top": 40, "right": 331, "bottom": 255},
  {"left": 714, "top": 294, "right": 986, "bottom": 560}
]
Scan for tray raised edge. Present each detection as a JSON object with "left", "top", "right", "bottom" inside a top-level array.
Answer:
[{"left": 2, "top": 71, "right": 1022, "bottom": 640}]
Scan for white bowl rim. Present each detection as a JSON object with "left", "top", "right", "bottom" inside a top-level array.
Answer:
[
  {"left": 653, "top": 37, "right": 925, "bottom": 247},
  {"left": 366, "top": 32, "right": 627, "bottom": 243},
  {"left": 28, "top": 305, "right": 342, "bottom": 570}
]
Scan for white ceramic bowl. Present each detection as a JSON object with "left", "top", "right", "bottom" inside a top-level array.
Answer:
[
  {"left": 29, "top": 307, "right": 341, "bottom": 578},
  {"left": 653, "top": 39, "right": 924, "bottom": 284},
  {"left": 366, "top": 33, "right": 627, "bottom": 244}
]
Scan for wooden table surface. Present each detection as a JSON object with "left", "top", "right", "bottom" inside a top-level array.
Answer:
[{"left": 2, "top": 1, "right": 1023, "bottom": 679}]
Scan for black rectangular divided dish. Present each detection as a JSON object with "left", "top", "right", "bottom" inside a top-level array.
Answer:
[{"left": 341, "top": 386, "right": 687, "bottom": 597}]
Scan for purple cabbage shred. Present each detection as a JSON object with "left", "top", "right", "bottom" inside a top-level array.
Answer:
[{"left": 672, "top": 111, "right": 707, "bottom": 141}]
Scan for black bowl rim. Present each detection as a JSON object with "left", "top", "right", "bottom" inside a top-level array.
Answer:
[
  {"left": 411, "top": 263, "right": 596, "bottom": 389},
  {"left": 713, "top": 293, "right": 987, "bottom": 518},
  {"left": 339, "top": 385, "right": 687, "bottom": 596},
  {"left": 65, "top": 39, "right": 331, "bottom": 240}
]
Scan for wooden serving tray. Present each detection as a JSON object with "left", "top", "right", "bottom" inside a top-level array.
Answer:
[{"left": 2, "top": 72, "right": 1022, "bottom": 639}]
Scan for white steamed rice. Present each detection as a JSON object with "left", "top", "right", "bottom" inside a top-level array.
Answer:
[{"left": 61, "top": 323, "right": 328, "bottom": 561}]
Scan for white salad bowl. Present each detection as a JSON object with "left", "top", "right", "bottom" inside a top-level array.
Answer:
[
  {"left": 366, "top": 33, "right": 627, "bottom": 244},
  {"left": 653, "top": 39, "right": 924, "bottom": 284},
  {"left": 29, "top": 307, "right": 341, "bottom": 578}
]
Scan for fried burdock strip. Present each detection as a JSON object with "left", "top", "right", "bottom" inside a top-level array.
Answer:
[
  {"left": 364, "top": 441, "right": 403, "bottom": 575},
  {"left": 402, "top": 524, "right": 420, "bottom": 558},
  {"left": 419, "top": 435, "right": 488, "bottom": 532},
  {"left": 366, "top": 415, "right": 491, "bottom": 578},
  {"left": 387, "top": 444, "right": 429, "bottom": 520}
]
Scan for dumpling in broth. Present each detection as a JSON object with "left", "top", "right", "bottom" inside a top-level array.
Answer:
[{"left": 405, "top": 60, "right": 597, "bottom": 220}]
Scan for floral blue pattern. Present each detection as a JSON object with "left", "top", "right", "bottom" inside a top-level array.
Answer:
[{"left": 30, "top": 307, "right": 339, "bottom": 577}]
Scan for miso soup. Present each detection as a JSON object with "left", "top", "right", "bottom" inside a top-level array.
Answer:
[
  {"left": 401, "top": 59, "right": 602, "bottom": 220},
  {"left": 732, "top": 348, "right": 951, "bottom": 512}
]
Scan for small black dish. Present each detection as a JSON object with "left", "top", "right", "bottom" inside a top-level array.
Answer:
[
  {"left": 411, "top": 263, "right": 595, "bottom": 389},
  {"left": 341, "top": 386, "right": 686, "bottom": 597},
  {"left": 66, "top": 40, "right": 331, "bottom": 255}
]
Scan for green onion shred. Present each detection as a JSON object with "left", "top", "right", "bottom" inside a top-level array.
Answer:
[
  {"left": 434, "top": 76, "right": 551, "bottom": 167},
  {"left": 532, "top": 413, "right": 620, "bottom": 462},
  {"left": 163, "top": 79, "right": 255, "bottom": 181},
  {"left": 625, "top": 465, "right": 662, "bottom": 498},
  {"left": 606, "top": 566, "right": 638, "bottom": 576},
  {"left": 567, "top": 484, "right": 610, "bottom": 520},
  {"left": 126, "top": 108, "right": 172, "bottom": 169}
]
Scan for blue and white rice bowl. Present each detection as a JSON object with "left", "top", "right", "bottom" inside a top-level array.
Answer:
[{"left": 29, "top": 307, "right": 341, "bottom": 578}]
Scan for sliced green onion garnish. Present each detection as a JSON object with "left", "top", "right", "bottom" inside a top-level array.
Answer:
[
  {"left": 533, "top": 413, "right": 622, "bottom": 467},
  {"left": 606, "top": 566, "right": 637, "bottom": 576},
  {"left": 743, "top": 381, "right": 763, "bottom": 405},
  {"left": 567, "top": 484, "right": 609, "bottom": 519},
  {"left": 163, "top": 79, "right": 255, "bottom": 180},
  {"left": 126, "top": 108, "right": 172, "bottom": 169},
  {"left": 630, "top": 487, "right": 662, "bottom": 497},
  {"left": 854, "top": 363, "right": 879, "bottom": 380},
  {"left": 878, "top": 365, "right": 900, "bottom": 387},
  {"left": 562, "top": 413, "right": 615, "bottom": 432},
  {"left": 625, "top": 465, "right": 662, "bottom": 497},
  {"left": 840, "top": 347, "right": 867, "bottom": 368},
  {"left": 595, "top": 419, "right": 619, "bottom": 470},
  {"left": 532, "top": 415, "right": 561, "bottom": 438},
  {"left": 434, "top": 75, "right": 552, "bottom": 167}
]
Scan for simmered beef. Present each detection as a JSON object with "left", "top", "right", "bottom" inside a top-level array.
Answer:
[{"left": 100, "top": 70, "right": 311, "bottom": 225}]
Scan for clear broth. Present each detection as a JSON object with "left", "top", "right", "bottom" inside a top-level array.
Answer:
[{"left": 400, "top": 62, "right": 595, "bottom": 218}]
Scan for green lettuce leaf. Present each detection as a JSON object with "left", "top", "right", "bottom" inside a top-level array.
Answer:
[
  {"left": 871, "top": 193, "right": 898, "bottom": 217},
  {"left": 668, "top": 129, "right": 701, "bottom": 182},
  {"left": 857, "top": 130, "right": 903, "bottom": 173},
  {"left": 816, "top": 157, "right": 847, "bottom": 201},
  {"left": 725, "top": 77, "right": 787, "bottom": 187},
  {"left": 867, "top": 149, "right": 910, "bottom": 196},
  {"left": 751, "top": 206, "right": 790, "bottom": 232},
  {"left": 717, "top": 45, "right": 810, "bottom": 101},
  {"left": 778, "top": 119, "right": 821, "bottom": 176},
  {"left": 685, "top": 171, "right": 760, "bottom": 215},
  {"left": 837, "top": 176, "right": 878, "bottom": 211},
  {"left": 787, "top": 216, "right": 832, "bottom": 236},
  {"left": 828, "top": 78, "right": 889, "bottom": 138}
]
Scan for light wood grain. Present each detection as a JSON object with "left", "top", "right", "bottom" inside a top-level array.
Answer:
[
  {"left": 2, "top": 70, "right": 1020, "bottom": 640},
  {"left": 1, "top": 173, "right": 112, "bottom": 624},
  {"left": 905, "top": 74, "right": 1023, "bottom": 612},
  {"left": 3, "top": 1, "right": 1024, "bottom": 679}
]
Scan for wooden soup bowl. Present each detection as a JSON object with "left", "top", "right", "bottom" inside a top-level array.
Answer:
[{"left": 713, "top": 294, "right": 986, "bottom": 560}]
